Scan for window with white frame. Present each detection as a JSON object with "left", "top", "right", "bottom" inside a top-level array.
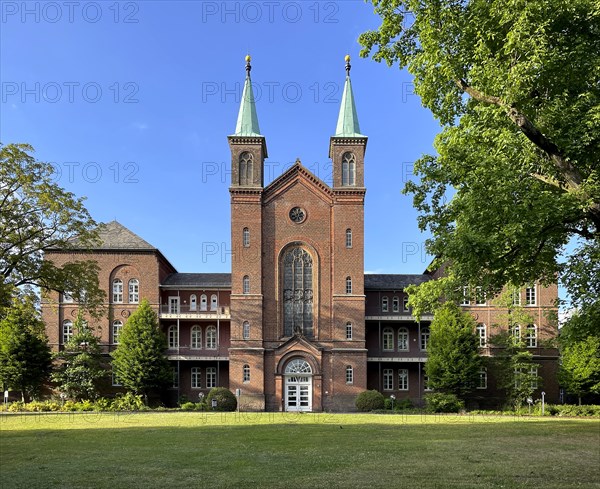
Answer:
[
  {"left": 398, "top": 369, "right": 409, "bottom": 390},
  {"left": 191, "top": 367, "right": 201, "bottom": 388},
  {"left": 243, "top": 276, "right": 250, "bottom": 294},
  {"left": 526, "top": 324, "right": 537, "bottom": 347},
  {"left": 206, "top": 367, "right": 216, "bottom": 388},
  {"left": 112, "top": 369, "right": 122, "bottom": 387},
  {"left": 392, "top": 296, "right": 399, "bottom": 312},
  {"left": 420, "top": 327, "right": 430, "bottom": 350},
  {"left": 525, "top": 285, "right": 536, "bottom": 305},
  {"left": 191, "top": 325, "right": 202, "bottom": 349},
  {"left": 476, "top": 323, "right": 487, "bottom": 347},
  {"left": 403, "top": 296, "right": 410, "bottom": 312},
  {"left": 382, "top": 296, "right": 389, "bottom": 312},
  {"left": 243, "top": 364, "right": 250, "bottom": 383},
  {"left": 243, "top": 321, "right": 250, "bottom": 340},
  {"left": 460, "top": 286, "right": 470, "bottom": 306},
  {"left": 346, "top": 228, "right": 352, "bottom": 248},
  {"left": 172, "top": 367, "right": 179, "bottom": 388},
  {"left": 346, "top": 366, "right": 353, "bottom": 384},
  {"left": 168, "top": 325, "right": 178, "bottom": 348},
  {"left": 346, "top": 276, "right": 352, "bottom": 294},
  {"left": 477, "top": 367, "right": 487, "bottom": 389},
  {"left": 63, "top": 291, "right": 74, "bottom": 303},
  {"left": 529, "top": 367, "right": 539, "bottom": 389},
  {"left": 475, "top": 287, "right": 486, "bottom": 305},
  {"left": 62, "top": 320, "right": 73, "bottom": 343},
  {"left": 112, "top": 278, "right": 123, "bottom": 303},
  {"left": 210, "top": 294, "right": 218, "bottom": 311},
  {"left": 346, "top": 322, "right": 352, "bottom": 340},
  {"left": 128, "top": 278, "right": 139, "bottom": 303},
  {"left": 383, "top": 327, "right": 394, "bottom": 351},
  {"left": 383, "top": 369, "right": 393, "bottom": 391},
  {"left": 243, "top": 227, "right": 250, "bottom": 247},
  {"left": 190, "top": 294, "right": 197, "bottom": 311},
  {"left": 200, "top": 294, "right": 207, "bottom": 311},
  {"left": 424, "top": 375, "right": 432, "bottom": 391},
  {"left": 511, "top": 324, "right": 521, "bottom": 342},
  {"left": 398, "top": 327, "right": 409, "bottom": 351},
  {"left": 512, "top": 288, "right": 521, "bottom": 306},
  {"left": 112, "top": 320, "right": 123, "bottom": 344},
  {"left": 515, "top": 367, "right": 539, "bottom": 390},
  {"left": 206, "top": 326, "right": 217, "bottom": 349}
]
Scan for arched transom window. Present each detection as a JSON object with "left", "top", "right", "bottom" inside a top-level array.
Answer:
[
  {"left": 282, "top": 247, "right": 314, "bottom": 337},
  {"left": 341, "top": 152, "right": 356, "bottom": 186},
  {"left": 285, "top": 359, "right": 313, "bottom": 375}
]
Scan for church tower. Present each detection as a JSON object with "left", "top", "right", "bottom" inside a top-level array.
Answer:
[{"left": 228, "top": 56, "right": 267, "bottom": 410}]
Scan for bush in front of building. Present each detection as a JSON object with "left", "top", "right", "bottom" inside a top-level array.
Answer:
[
  {"left": 206, "top": 387, "right": 237, "bottom": 412},
  {"left": 355, "top": 390, "right": 385, "bottom": 412},
  {"left": 424, "top": 392, "right": 465, "bottom": 413}
]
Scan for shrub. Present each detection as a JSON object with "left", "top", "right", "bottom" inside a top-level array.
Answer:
[
  {"left": 355, "top": 390, "right": 385, "bottom": 412},
  {"left": 111, "top": 392, "right": 146, "bottom": 411},
  {"left": 180, "top": 402, "right": 197, "bottom": 411},
  {"left": 397, "top": 398, "right": 414, "bottom": 410},
  {"left": 206, "top": 387, "right": 237, "bottom": 412},
  {"left": 425, "top": 392, "right": 465, "bottom": 413}
]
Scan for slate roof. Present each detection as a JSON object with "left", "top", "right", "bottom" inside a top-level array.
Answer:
[
  {"left": 161, "top": 273, "right": 232, "bottom": 288},
  {"left": 65, "top": 220, "right": 157, "bottom": 250},
  {"left": 364, "top": 274, "right": 431, "bottom": 290}
]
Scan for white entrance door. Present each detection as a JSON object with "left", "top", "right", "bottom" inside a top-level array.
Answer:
[{"left": 284, "top": 359, "right": 313, "bottom": 412}]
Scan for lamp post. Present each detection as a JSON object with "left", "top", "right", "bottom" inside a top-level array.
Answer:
[{"left": 390, "top": 394, "right": 396, "bottom": 411}]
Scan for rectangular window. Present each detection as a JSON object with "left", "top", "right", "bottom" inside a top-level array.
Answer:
[
  {"left": 526, "top": 285, "right": 536, "bottom": 305},
  {"left": 346, "top": 277, "right": 352, "bottom": 294},
  {"left": 168, "top": 297, "right": 179, "bottom": 314},
  {"left": 63, "top": 291, "right": 74, "bottom": 303},
  {"left": 476, "top": 324, "right": 486, "bottom": 347},
  {"left": 398, "top": 369, "right": 409, "bottom": 390},
  {"left": 477, "top": 368, "right": 487, "bottom": 389},
  {"left": 460, "top": 286, "right": 470, "bottom": 306},
  {"left": 420, "top": 328, "right": 430, "bottom": 351},
  {"left": 383, "top": 329, "right": 394, "bottom": 351},
  {"left": 346, "top": 366, "right": 353, "bottom": 384},
  {"left": 172, "top": 368, "right": 179, "bottom": 389},
  {"left": 345, "top": 323, "right": 352, "bottom": 340},
  {"left": 206, "top": 367, "right": 216, "bottom": 388},
  {"left": 191, "top": 368, "right": 201, "bottom": 388},
  {"left": 512, "top": 288, "right": 522, "bottom": 306},
  {"left": 345, "top": 229, "right": 352, "bottom": 248},
  {"left": 383, "top": 369, "right": 393, "bottom": 391},
  {"left": 475, "top": 287, "right": 486, "bottom": 305},
  {"left": 243, "top": 365, "right": 250, "bottom": 383}
]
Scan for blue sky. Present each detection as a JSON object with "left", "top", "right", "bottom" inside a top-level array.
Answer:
[{"left": 1, "top": 0, "right": 442, "bottom": 275}]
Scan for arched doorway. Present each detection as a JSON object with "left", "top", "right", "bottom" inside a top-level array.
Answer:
[{"left": 284, "top": 359, "right": 313, "bottom": 412}]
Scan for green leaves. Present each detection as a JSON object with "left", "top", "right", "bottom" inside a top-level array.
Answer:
[{"left": 111, "top": 299, "right": 171, "bottom": 397}]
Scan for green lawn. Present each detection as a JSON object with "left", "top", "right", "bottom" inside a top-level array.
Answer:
[{"left": 1, "top": 412, "right": 599, "bottom": 489}]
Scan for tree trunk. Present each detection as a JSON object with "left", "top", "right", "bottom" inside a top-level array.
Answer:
[{"left": 578, "top": 395, "right": 582, "bottom": 406}]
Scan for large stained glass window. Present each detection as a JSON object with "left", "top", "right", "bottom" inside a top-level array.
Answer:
[{"left": 283, "top": 247, "right": 313, "bottom": 337}]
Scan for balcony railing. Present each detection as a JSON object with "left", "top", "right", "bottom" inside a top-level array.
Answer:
[{"left": 159, "top": 305, "right": 230, "bottom": 319}]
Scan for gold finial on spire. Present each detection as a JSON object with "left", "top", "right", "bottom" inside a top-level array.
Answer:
[
  {"left": 245, "top": 55, "right": 252, "bottom": 77},
  {"left": 345, "top": 54, "right": 351, "bottom": 76}
]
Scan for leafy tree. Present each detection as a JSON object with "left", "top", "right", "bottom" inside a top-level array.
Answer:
[
  {"left": 359, "top": 1, "right": 599, "bottom": 318},
  {"left": 424, "top": 303, "right": 482, "bottom": 398},
  {"left": 51, "top": 313, "right": 107, "bottom": 400},
  {"left": 111, "top": 299, "right": 171, "bottom": 400},
  {"left": 0, "top": 143, "right": 103, "bottom": 310},
  {"left": 0, "top": 295, "right": 52, "bottom": 401},
  {"left": 559, "top": 335, "right": 600, "bottom": 405}
]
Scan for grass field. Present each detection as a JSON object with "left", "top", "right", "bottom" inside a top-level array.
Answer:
[{"left": 1, "top": 412, "right": 599, "bottom": 489}]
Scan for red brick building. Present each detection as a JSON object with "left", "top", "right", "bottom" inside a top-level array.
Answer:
[{"left": 42, "top": 59, "right": 559, "bottom": 410}]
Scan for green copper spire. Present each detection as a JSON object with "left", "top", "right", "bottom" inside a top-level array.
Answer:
[
  {"left": 334, "top": 55, "right": 365, "bottom": 137},
  {"left": 234, "top": 55, "right": 262, "bottom": 137}
]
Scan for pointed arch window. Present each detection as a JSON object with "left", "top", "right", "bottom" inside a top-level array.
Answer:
[
  {"left": 282, "top": 247, "right": 314, "bottom": 337},
  {"left": 239, "top": 151, "right": 253, "bottom": 186},
  {"left": 341, "top": 152, "right": 356, "bottom": 186}
]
